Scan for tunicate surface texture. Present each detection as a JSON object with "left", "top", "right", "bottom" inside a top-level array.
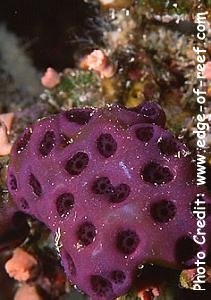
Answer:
[{"left": 7, "top": 102, "right": 211, "bottom": 299}]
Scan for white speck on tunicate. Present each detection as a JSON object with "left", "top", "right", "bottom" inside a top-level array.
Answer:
[
  {"left": 92, "top": 243, "right": 103, "bottom": 257},
  {"left": 73, "top": 211, "right": 77, "bottom": 222},
  {"left": 119, "top": 161, "right": 132, "bottom": 179},
  {"left": 76, "top": 242, "right": 83, "bottom": 251}
]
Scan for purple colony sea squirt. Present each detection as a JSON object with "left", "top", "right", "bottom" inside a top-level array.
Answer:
[{"left": 7, "top": 102, "right": 211, "bottom": 299}]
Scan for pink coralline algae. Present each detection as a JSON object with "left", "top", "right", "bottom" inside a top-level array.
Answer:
[
  {"left": 0, "top": 112, "right": 14, "bottom": 156},
  {"left": 5, "top": 247, "right": 38, "bottom": 282},
  {"left": 7, "top": 102, "right": 211, "bottom": 299},
  {"left": 203, "top": 61, "right": 211, "bottom": 80},
  {"left": 80, "top": 50, "right": 116, "bottom": 78},
  {"left": 0, "top": 121, "right": 12, "bottom": 156},
  {"left": 41, "top": 67, "right": 60, "bottom": 89}
]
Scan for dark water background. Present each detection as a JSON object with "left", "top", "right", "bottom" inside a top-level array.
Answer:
[{"left": 0, "top": 0, "right": 101, "bottom": 71}]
